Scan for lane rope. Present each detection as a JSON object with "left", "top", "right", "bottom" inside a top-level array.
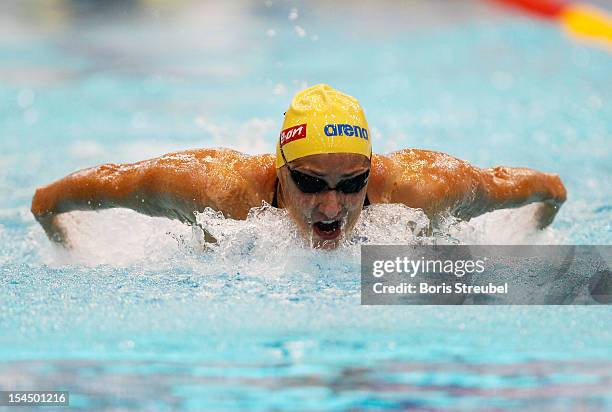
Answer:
[{"left": 489, "top": 0, "right": 612, "bottom": 50}]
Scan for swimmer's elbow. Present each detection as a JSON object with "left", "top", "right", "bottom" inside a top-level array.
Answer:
[
  {"left": 31, "top": 186, "right": 54, "bottom": 218},
  {"left": 31, "top": 188, "right": 42, "bottom": 216},
  {"left": 547, "top": 173, "right": 567, "bottom": 205}
]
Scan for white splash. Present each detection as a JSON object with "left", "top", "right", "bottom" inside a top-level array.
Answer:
[{"left": 33, "top": 202, "right": 557, "bottom": 271}]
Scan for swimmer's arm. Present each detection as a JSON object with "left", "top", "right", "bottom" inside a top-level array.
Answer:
[
  {"left": 31, "top": 149, "right": 276, "bottom": 244},
  {"left": 476, "top": 165, "right": 567, "bottom": 228},
  {"left": 375, "top": 150, "right": 566, "bottom": 228},
  {"left": 31, "top": 159, "right": 195, "bottom": 245}
]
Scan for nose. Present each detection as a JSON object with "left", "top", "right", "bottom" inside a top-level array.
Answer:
[{"left": 317, "top": 190, "right": 342, "bottom": 219}]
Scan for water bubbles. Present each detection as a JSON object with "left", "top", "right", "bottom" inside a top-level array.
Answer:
[
  {"left": 288, "top": 8, "right": 298, "bottom": 21},
  {"left": 294, "top": 25, "right": 306, "bottom": 38},
  {"left": 194, "top": 203, "right": 307, "bottom": 276},
  {"left": 350, "top": 204, "right": 431, "bottom": 245},
  {"left": 266, "top": 28, "right": 276, "bottom": 37},
  {"left": 34, "top": 201, "right": 551, "bottom": 272}
]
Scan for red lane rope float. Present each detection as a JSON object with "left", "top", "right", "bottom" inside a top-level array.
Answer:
[
  {"left": 487, "top": 0, "right": 612, "bottom": 50},
  {"left": 489, "top": 0, "right": 567, "bottom": 18}
]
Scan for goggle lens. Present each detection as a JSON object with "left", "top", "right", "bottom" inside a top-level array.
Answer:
[{"left": 289, "top": 169, "right": 369, "bottom": 194}]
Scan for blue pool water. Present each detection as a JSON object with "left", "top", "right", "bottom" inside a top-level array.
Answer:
[{"left": 1, "top": 1, "right": 611, "bottom": 410}]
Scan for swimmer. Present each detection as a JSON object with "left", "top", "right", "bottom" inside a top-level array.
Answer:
[{"left": 31, "top": 84, "right": 567, "bottom": 249}]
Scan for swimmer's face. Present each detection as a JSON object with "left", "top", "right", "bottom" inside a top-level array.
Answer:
[{"left": 278, "top": 153, "right": 370, "bottom": 249}]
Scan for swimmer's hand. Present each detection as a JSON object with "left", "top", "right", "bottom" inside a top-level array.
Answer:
[
  {"left": 534, "top": 174, "right": 567, "bottom": 229},
  {"left": 33, "top": 213, "right": 72, "bottom": 248},
  {"left": 31, "top": 187, "right": 73, "bottom": 248},
  {"left": 534, "top": 201, "right": 562, "bottom": 229}
]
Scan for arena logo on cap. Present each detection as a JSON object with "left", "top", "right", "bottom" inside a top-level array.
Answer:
[
  {"left": 280, "top": 123, "right": 307, "bottom": 146},
  {"left": 324, "top": 124, "right": 368, "bottom": 140}
]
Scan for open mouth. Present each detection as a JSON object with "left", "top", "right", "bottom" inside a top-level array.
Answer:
[{"left": 312, "top": 219, "right": 342, "bottom": 240}]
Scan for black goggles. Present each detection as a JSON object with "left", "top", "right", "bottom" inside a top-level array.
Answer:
[
  {"left": 288, "top": 167, "right": 370, "bottom": 194},
  {"left": 279, "top": 143, "right": 370, "bottom": 194}
]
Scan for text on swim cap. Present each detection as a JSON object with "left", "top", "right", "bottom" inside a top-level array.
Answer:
[
  {"left": 280, "top": 123, "right": 307, "bottom": 146},
  {"left": 324, "top": 124, "right": 369, "bottom": 140}
]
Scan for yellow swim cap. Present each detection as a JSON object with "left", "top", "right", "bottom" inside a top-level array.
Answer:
[{"left": 275, "top": 84, "right": 371, "bottom": 168}]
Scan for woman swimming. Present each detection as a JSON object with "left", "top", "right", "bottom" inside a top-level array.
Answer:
[{"left": 31, "top": 84, "right": 567, "bottom": 249}]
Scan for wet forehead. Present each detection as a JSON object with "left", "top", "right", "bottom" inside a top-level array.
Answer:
[{"left": 290, "top": 153, "right": 370, "bottom": 177}]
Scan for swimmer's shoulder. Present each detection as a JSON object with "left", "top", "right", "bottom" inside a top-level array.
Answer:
[
  {"left": 382, "top": 148, "right": 464, "bottom": 165},
  {"left": 156, "top": 148, "right": 275, "bottom": 177},
  {"left": 369, "top": 149, "right": 430, "bottom": 203},
  {"left": 187, "top": 148, "right": 277, "bottom": 211},
  {"left": 368, "top": 149, "right": 471, "bottom": 205},
  {"left": 372, "top": 149, "right": 468, "bottom": 176}
]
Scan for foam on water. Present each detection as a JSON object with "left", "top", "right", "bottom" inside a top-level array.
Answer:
[{"left": 31, "top": 202, "right": 555, "bottom": 272}]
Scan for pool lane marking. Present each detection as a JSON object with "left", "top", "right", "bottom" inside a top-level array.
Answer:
[
  {"left": 488, "top": 0, "right": 612, "bottom": 50},
  {"left": 489, "top": 0, "right": 566, "bottom": 18},
  {"left": 561, "top": 4, "right": 612, "bottom": 48}
]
